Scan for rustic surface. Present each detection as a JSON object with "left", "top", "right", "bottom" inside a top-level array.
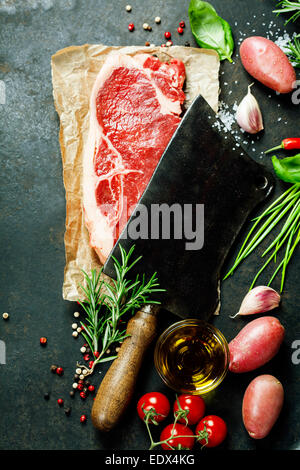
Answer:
[{"left": 0, "top": 0, "right": 299, "bottom": 450}]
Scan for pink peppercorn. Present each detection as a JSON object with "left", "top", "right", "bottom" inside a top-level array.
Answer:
[
  {"left": 128, "top": 23, "right": 134, "bottom": 32},
  {"left": 164, "top": 31, "right": 171, "bottom": 40},
  {"left": 56, "top": 367, "right": 64, "bottom": 376}
]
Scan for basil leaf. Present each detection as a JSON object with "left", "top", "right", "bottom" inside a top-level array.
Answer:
[
  {"left": 188, "top": 0, "right": 234, "bottom": 62},
  {"left": 272, "top": 154, "right": 300, "bottom": 183}
]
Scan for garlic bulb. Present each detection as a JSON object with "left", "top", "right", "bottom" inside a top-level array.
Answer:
[
  {"left": 236, "top": 83, "right": 264, "bottom": 134},
  {"left": 230, "top": 286, "right": 280, "bottom": 318}
]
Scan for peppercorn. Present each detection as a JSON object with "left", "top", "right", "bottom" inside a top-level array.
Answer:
[
  {"left": 77, "top": 383, "right": 84, "bottom": 391},
  {"left": 88, "top": 385, "right": 95, "bottom": 393},
  {"left": 50, "top": 365, "right": 57, "bottom": 373},
  {"left": 69, "top": 390, "right": 75, "bottom": 398},
  {"left": 73, "top": 311, "right": 80, "bottom": 318},
  {"left": 64, "top": 407, "right": 71, "bottom": 416},
  {"left": 57, "top": 398, "right": 64, "bottom": 406},
  {"left": 80, "top": 391, "right": 86, "bottom": 400},
  {"left": 44, "top": 392, "right": 50, "bottom": 400},
  {"left": 76, "top": 368, "right": 82, "bottom": 375},
  {"left": 166, "top": 40, "right": 173, "bottom": 47},
  {"left": 94, "top": 351, "right": 100, "bottom": 358},
  {"left": 128, "top": 23, "right": 134, "bottom": 32},
  {"left": 126, "top": 4, "right": 132, "bottom": 12},
  {"left": 72, "top": 331, "right": 78, "bottom": 338},
  {"left": 72, "top": 382, "right": 78, "bottom": 389},
  {"left": 40, "top": 337, "right": 47, "bottom": 346},
  {"left": 72, "top": 323, "right": 78, "bottom": 330},
  {"left": 2, "top": 312, "right": 9, "bottom": 320},
  {"left": 80, "top": 346, "right": 86, "bottom": 353},
  {"left": 83, "top": 387, "right": 89, "bottom": 395},
  {"left": 74, "top": 374, "right": 79, "bottom": 381},
  {"left": 83, "top": 354, "right": 90, "bottom": 362},
  {"left": 80, "top": 415, "right": 87, "bottom": 423},
  {"left": 179, "top": 21, "right": 185, "bottom": 28},
  {"left": 164, "top": 31, "right": 171, "bottom": 40},
  {"left": 85, "top": 380, "right": 91, "bottom": 387},
  {"left": 147, "top": 25, "right": 152, "bottom": 31},
  {"left": 155, "top": 16, "right": 161, "bottom": 24},
  {"left": 56, "top": 367, "right": 64, "bottom": 376},
  {"left": 177, "top": 26, "right": 184, "bottom": 34},
  {"left": 184, "top": 41, "right": 190, "bottom": 47}
]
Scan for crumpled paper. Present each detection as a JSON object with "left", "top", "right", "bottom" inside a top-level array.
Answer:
[{"left": 51, "top": 44, "right": 220, "bottom": 301}]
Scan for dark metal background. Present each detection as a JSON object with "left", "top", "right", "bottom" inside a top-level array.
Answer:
[{"left": 0, "top": 0, "right": 299, "bottom": 450}]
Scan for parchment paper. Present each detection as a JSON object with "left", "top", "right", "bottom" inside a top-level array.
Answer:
[{"left": 51, "top": 44, "right": 220, "bottom": 301}]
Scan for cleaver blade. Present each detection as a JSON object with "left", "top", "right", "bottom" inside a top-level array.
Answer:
[{"left": 104, "top": 94, "right": 273, "bottom": 319}]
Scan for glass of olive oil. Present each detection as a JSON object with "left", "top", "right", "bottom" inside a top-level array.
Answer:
[{"left": 154, "top": 319, "right": 229, "bottom": 395}]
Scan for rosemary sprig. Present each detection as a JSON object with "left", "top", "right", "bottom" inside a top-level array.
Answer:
[
  {"left": 224, "top": 183, "right": 300, "bottom": 293},
  {"left": 287, "top": 35, "right": 300, "bottom": 67},
  {"left": 77, "top": 244, "right": 164, "bottom": 375},
  {"left": 273, "top": 0, "right": 300, "bottom": 24}
]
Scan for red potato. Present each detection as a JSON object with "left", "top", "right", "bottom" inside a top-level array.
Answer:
[
  {"left": 242, "top": 375, "right": 284, "bottom": 439},
  {"left": 240, "top": 36, "right": 296, "bottom": 93},
  {"left": 229, "top": 316, "right": 285, "bottom": 373}
]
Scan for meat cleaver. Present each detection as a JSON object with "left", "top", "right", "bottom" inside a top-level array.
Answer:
[{"left": 91, "top": 94, "right": 273, "bottom": 431}]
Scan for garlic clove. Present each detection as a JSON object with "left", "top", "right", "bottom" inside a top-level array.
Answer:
[
  {"left": 236, "top": 83, "right": 264, "bottom": 134},
  {"left": 230, "top": 286, "right": 280, "bottom": 319}
]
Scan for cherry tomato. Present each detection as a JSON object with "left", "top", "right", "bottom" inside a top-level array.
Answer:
[
  {"left": 196, "top": 415, "right": 227, "bottom": 448},
  {"left": 137, "top": 392, "right": 170, "bottom": 423},
  {"left": 173, "top": 394, "right": 206, "bottom": 425},
  {"left": 160, "top": 423, "right": 195, "bottom": 450}
]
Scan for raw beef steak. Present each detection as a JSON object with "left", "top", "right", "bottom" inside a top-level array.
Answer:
[{"left": 83, "top": 53, "right": 186, "bottom": 264}]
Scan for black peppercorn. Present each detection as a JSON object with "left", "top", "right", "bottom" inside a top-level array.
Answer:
[
  {"left": 44, "top": 392, "right": 50, "bottom": 400},
  {"left": 50, "top": 365, "right": 57, "bottom": 373},
  {"left": 184, "top": 41, "right": 190, "bottom": 47},
  {"left": 74, "top": 374, "right": 79, "bottom": 381},
  {"left": 64, "top": 407, "right": 72, "bottom": 416},
  {"left": 69, "top": 390, "right": 75, "bottom": 398}
]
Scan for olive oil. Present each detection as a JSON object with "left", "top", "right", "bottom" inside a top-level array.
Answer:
[{"left": 154, "top": 320, "right": 229, "bottom": 394}]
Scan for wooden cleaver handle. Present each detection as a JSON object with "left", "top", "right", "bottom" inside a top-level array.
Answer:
[{"left": 91, "top": 304, "right": 160, "bottom": 432}]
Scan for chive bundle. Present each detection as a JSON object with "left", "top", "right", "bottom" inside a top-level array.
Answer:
[{"left": 224, "top": 183, "right": 300, "bottom": 292}]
